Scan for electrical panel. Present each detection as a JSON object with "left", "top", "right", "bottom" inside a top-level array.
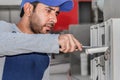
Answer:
[
  {"left": 90, "top": 18, "right": 120, "bottom": 80},
  {"left": 70, "top": 18, "right": 120, "bottom": 80}
]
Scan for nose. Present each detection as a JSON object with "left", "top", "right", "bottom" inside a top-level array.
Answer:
[{"left": 49, "top": 13, "right": 57, "bottom": 23}]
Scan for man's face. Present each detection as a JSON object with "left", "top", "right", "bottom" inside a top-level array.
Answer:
[{"left": 30, "top": 3, "right": 60, "bottom": 34}]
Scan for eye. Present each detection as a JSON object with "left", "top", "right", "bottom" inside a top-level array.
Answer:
[
  {"left": 45, "top": 7, "right": 60, "bottom": 16},
  {"left": 46, "top": 8, "right": 52, "bottom": 13},
  {"left": 55, "top": 12, "right": 60, "bottom": 16}
]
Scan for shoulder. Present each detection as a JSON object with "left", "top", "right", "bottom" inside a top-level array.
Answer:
[
  {"left": 0, "top": 20, "right": 10, "bottom": 26},
  {"left": 0, "top": 20, "right": 15, "bottom": 32}
]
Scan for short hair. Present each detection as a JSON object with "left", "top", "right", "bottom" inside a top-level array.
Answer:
[{"left": 20, "top": 1, "right": 39, "bottom": 17}]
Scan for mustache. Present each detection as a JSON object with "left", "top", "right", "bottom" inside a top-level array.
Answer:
[{"left": 44, "top": 22, "right": 55, "bottom": 28}]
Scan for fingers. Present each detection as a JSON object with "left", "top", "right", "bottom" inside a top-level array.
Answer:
[
  {"left": 67, "top": 34, "right": 77, "bottom": 52},
  {"left": 59, "top": 34, "right": 71, "bottom": 53},
  {"left": 58, "top": 34, "right": 82, "bottom": 53},
  {"left": 72, "top": 35, "right": 82, "bottom": 51}
]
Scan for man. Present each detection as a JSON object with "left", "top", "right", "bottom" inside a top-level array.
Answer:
[{"left": 0, "top": 0, "right": 82, "bottom": 80}]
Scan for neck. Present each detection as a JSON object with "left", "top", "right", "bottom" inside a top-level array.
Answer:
[{"left": 16, "top": 16, "right": 34, "bottom": 34}]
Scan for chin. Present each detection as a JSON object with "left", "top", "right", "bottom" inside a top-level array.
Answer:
[
  {"left": 45, "top": 32, "right": 50, "bottom": 34},
  {"left": 42, "top": 32, "right": 49, "bottom": 34}
]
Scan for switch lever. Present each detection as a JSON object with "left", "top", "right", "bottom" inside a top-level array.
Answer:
[{"left": 82, "top": 46, "right": 108, "bottom": 54}]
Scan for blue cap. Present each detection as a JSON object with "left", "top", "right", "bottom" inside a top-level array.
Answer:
[{"left": 21, "top": 0, "right": 74, "bottom": 11}]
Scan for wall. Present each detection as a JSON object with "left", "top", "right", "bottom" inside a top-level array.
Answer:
[
  {"left": 104, "top": 0, "right": 120, "bottom": 21},
  {"left": 53, "top": 0, "right": 92, "bottom": 31},
  {"left": 53, "top": 0, "right": 79, "bottom": 31},
  {"left": 0, "top": 7, "right": 20, "bottom": 23},
  {"left": 0, "top": 0, "right": 21, "bottom": 5}
]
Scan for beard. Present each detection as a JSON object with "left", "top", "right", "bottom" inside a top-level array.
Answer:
[
  {"left": 30, "top": 22, "right": 42, "bottom": 34},
  {"left": 30, "top": 22, "right": 54, "bottom": 34}
]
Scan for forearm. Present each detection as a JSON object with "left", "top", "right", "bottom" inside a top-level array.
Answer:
[{"left": 0, "top": 33, "right": 59, "bottom": 56}]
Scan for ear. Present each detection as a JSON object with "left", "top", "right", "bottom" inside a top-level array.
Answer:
[{"left": 23, "top": 2, "right": 33, "bottom": 16}]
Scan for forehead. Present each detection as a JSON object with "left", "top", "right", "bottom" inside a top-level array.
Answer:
[{"left": 36, "top": 3, "right": 60, "bottom": 11}]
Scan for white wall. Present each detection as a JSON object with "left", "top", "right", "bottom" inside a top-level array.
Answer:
[
  {"left": 0, "top": 0, "right": 21, "bottom": 5},
  {"left": 104, "top": 0, "right": 120, "bottom": 21}
]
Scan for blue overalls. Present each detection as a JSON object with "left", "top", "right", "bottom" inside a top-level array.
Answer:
[{"left": 2, "top": 52, "right": 49, "bottom": 80}]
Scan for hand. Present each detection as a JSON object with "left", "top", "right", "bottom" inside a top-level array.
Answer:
[{"left": 58, "top": 34, "right": 82, "bottom": 53}]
